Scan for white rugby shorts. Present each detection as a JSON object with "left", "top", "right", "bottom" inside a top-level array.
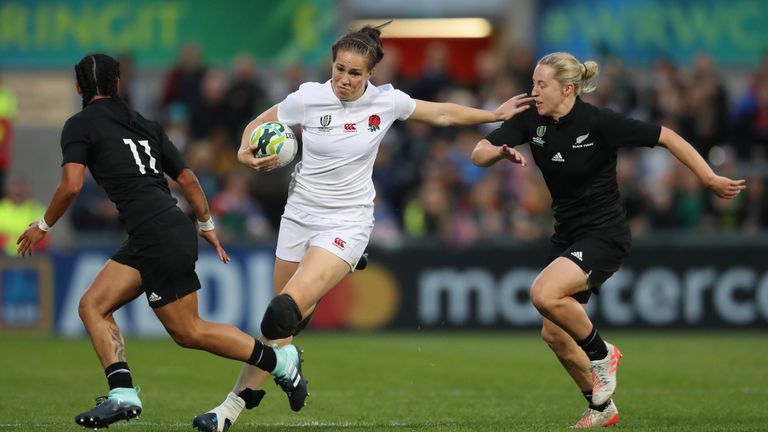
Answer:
[{"left": 276, "top": 206, "right": 373, "bottom": 271}]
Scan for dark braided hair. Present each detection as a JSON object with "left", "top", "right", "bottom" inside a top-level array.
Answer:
[
  {"left": 331, "top": 22, "right": 391, "bottom": 71},
  {"left": 74, "top": 53, "right": 121, "bottom": 109}
]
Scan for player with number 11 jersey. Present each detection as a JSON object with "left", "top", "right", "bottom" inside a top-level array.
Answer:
[{"left": 61, "top": 98, "right": 185, "bottom": 233}]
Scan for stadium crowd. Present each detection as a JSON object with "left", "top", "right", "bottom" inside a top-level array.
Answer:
[{"left": 5, "top": 42, "right": 767, "bottom": 252}]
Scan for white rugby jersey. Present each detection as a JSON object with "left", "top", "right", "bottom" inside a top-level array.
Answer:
[{"left": 277, "top": 80, "right": 416, "bottom": 222}]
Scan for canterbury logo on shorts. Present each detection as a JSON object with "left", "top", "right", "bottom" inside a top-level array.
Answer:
[{"left": 333, "top": 237, "right": 346, "bottom": 249}]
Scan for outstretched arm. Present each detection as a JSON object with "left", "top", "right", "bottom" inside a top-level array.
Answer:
[
  {"left": 237, "top": 104, "right": 282, "bottom": 172},
  {"left": 471, "top": 139, "right": 528, "bottom": 167},
  {"left": 175, "top": 168, "right": 230, "bottom": 263},
  {"left": 409, "top": 93, "right": 533, "bottom": 127},
  {"left": 658, "top": 126, "right": 746, "bottom": 199},
  {"left": 17, "top": 162, "right": 84, "bottom": 256}
]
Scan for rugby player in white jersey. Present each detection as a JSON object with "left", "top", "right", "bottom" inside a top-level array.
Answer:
[{"left": 192, "top": 23, "right": 533, "bottom": 432}]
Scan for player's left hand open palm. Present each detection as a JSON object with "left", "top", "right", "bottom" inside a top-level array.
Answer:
[
  {"left": 708, "top": 175, "right": 746, "bottom": 199},
  {"left": 499, "top": 144, "right": 528, "bottom": 166},
  {"left": 199, "top": 229, "right": 231, "bottom": 264},
  {"left": 495, "top": 93, "right": 535, "bottom": 121},
  {"left": 16, "top": 222, "right": 46, "bottom": 257}
]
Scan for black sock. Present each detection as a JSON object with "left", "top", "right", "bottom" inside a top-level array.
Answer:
[
  {"left": 247, "top": 339, "right": 276, "bottom": 372},
  {"left": 582, "top": 389, "right": 609, "bottom": 411},
  {"left": 105, "top": 361, "right": 133, "bottom": 390},
  {"left": 577, "top": 326, "right": 608, "bottom": 361},
  {"left": 237, "top": 388, "right": 267, "bottom": 409}
]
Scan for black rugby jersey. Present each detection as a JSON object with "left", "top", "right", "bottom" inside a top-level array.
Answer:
[
  {"left": 486, "top": 97, "right": 661, "bottom": 237},
  {"left": 60, "top": 98, "right": 187, "bottom": 232}
]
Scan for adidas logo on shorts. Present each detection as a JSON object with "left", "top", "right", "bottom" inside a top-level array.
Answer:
[
  {"left": 571, "top": 251, "right": 583, "bottom": 261},
  {"left": 148, "top": 292, "right": 162, "bottom": 302}
]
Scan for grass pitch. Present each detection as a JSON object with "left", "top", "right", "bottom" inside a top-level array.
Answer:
[{"left": 0, "top": 331, "right": 766, "bottom": 431}]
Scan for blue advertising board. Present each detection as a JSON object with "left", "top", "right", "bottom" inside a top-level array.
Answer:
[
  {"left": 2, "top": 241, "right": 766, "bottom": 337},
  {"left": 48, "top": 248, "right": 276, "bottom": 337}
]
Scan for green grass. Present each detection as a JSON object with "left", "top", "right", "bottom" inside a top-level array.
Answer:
[{"left": 1, "top": 331, "right": 767, "bottom": 431}]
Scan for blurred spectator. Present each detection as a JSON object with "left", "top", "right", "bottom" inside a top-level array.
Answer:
[
  {"left": 184, "top": 142, "right": 220, "bottom": 198},
  {"left": 160, "top": 41, "right": 207, "bottom": 121},
  {"left": 164, "top": 103, "right": 191, "bottom": 153},
  {"left": 409, "top": 42, "right": 453, "bottom": 101},
  {"left": 478, "top": 76, "right": 521, "bottom": 134},
  {"left": 508, "top": 164, "right": 551, "bottom": 241},
  {"left": 616, "top": 152, "right": 650, "bottom": 236},
  {"left": 474, "top": 49, "right": 504, "bottom": 104},
  {"left": 268, "top": 63, "right": 309, "bottom": 101},
  {"left": 732, "top": 76, "right": 768, "bottom": 160},
  {"left": 585, "top": 58, "right": 638, "bottom": 116},
  {"left": 403, "top": 176, "right": 451, "bottom": 241},
  {"left": 210, "top": 169, "right": 271, "bottom": 242},
  {"left": 732, "top": 50, "right": 768, "bottom": 120},
  {"left": 504, "top": 44, "right": 535, "bottom": 93},
  {"left": 466, "top": 171, "right": 506, "bottom": 241},
  {"left": 190, "top": 70, "right": 229, "bottom": 140},
  {"left": 449, "top": 128, "right": 487, "bottom": 187},
  {"left": 207, "top": 127, "right": 239, "bottom": 175},
  {"left": 741, "top": 175, "right": 768, "bottom": 232},
  {"left": 370, "top": 182, "right": 403, "bottom": 248},
  {"left": 0, "top": 73, "right": 17, "bottom": 194},
  {"left": 672, "top": 165, "right": 706, "bottom": 231},
  {"left": 647, "top": 177, "right": 677, "bottom": 230},
  {"left": 224, "top": 54, "right": 268, "bottom": 147},
  {"left": 371, "top": 44, "right": 403, "bottom": 87},
  {"left": 0, "top": 175, "right": 46, "bottom": 256},
  {"left": 679, "top": 54, "right": 729, "bottom": 156}
]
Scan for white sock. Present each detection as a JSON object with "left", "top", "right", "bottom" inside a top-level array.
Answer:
[{"left": 209, "top": 392, "right": 245, "bottom": 432}]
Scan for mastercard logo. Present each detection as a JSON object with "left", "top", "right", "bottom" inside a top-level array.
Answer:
[{"left": 310, "top": 263, "right": 400, "bottom": 330}]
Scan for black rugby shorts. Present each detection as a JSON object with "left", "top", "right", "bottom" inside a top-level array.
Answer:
[
  {"left": 111, "top": 208, "right": 201, "bottom": 308},
  {"left": 547, "top": 231, "right": 631, "bottom": 304}
]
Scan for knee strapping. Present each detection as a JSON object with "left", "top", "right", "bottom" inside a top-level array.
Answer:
[
  {"left": 260, "top": 294, "right": 302, "bottom": 340},
  {"left": 293, "top": 309, "right": 315, "bottom": 336}
]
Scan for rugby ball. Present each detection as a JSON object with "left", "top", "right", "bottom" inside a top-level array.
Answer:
[{"left": 249, "top": 121, "right": 298, "bottom": 168}]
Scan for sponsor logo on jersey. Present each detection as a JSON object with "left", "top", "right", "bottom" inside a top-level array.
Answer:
[
  {"left": 551, "top": 152, "right": 565, "bottom": 162},
  {"left": 319, "top": 114, "right": 332, "bottom": 133},
  {"left": 573, "top": 133, "right": 594, "bottom": 148},
  {"left": 148, "top": 292, "right": 162, "bottom": 302},
  {"left": 533, "top": 125, "right": 546, "bottom": 147},
  {"left": 333, "top": 237, "right": 346, "bottom": 250},
  {"left": 344, "top": 123, "right": 357, "bottom": 132}
]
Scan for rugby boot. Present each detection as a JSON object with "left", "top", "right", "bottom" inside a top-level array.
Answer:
[
  {"left": 192, "top": 389, "right": 265, "bottom": 432},
  {"left": 74, "top": 387, "right": 142, "bottom": 429},
  {"left": 591, "top": 342, "right": 622, "bottom": 405},
  {"left": 272, "top": 344, "right": 308, "bottom": 411},
  {"left": 571, "top": 399, "right": 619, "bottom": 428}
]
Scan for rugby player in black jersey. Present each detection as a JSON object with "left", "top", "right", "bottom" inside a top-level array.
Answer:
[
  {"left": 16, "top": 54, "right": 305, "bottom": 430},
  {"left": 472, "top": 52, "right": 745, "bottom": 428}
]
